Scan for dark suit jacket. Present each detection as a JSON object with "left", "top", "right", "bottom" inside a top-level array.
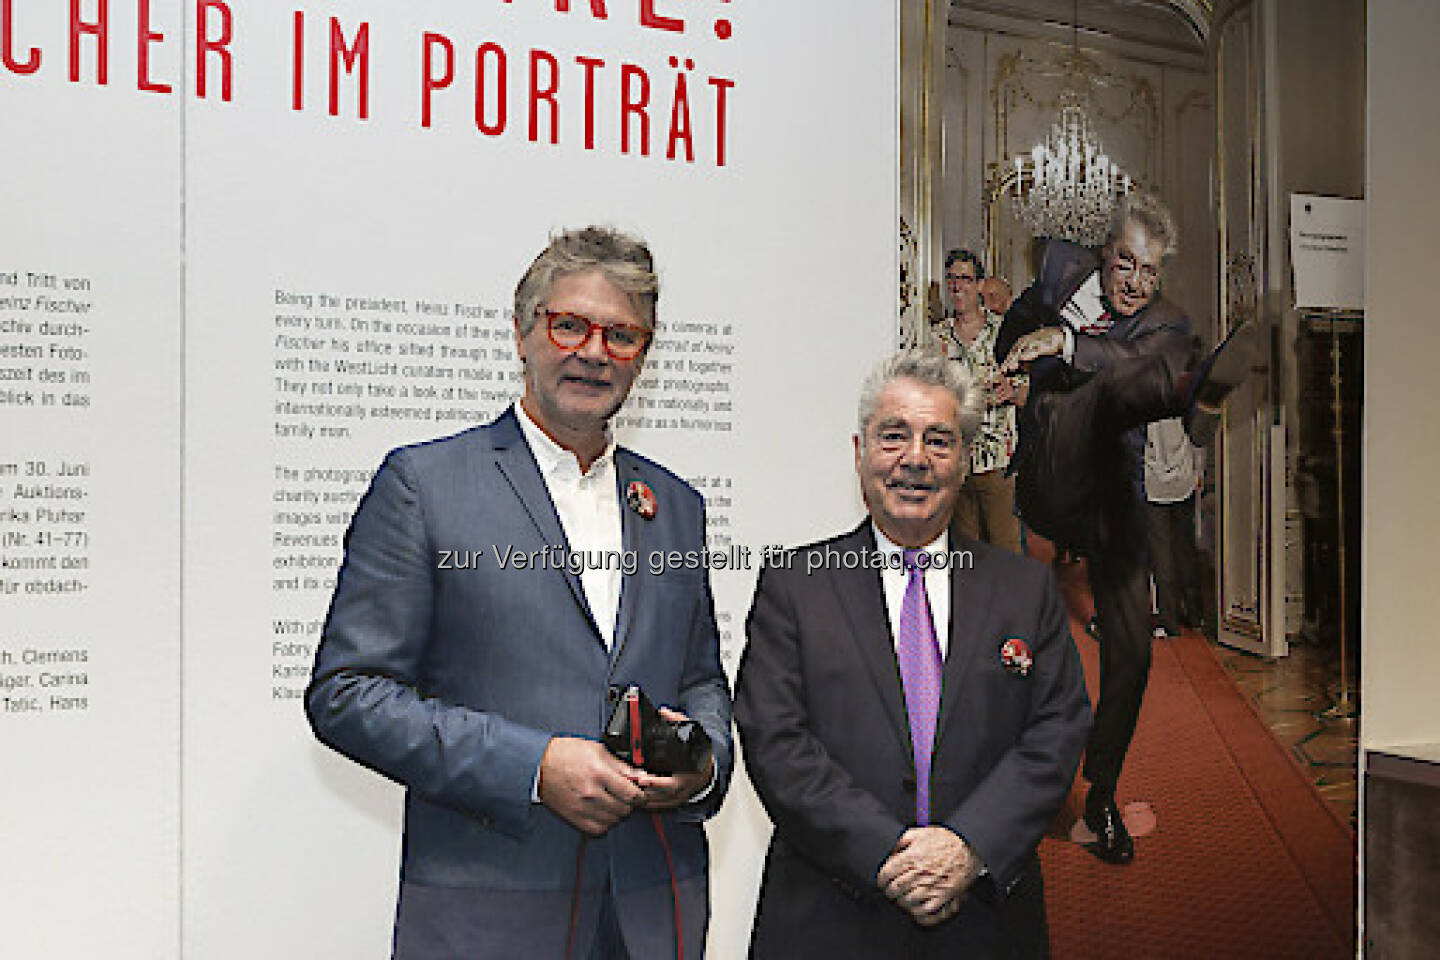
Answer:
[
  {"left": 996, "top": 239, "right": 1194, "bottom": 390},
  {"left": 734, "top": 523, "right": 1091, "bottom": 958},
  {"left": 306, "top": 408, "right": 733, "bottom": 959},
  {"left": 996, "top": 239, "right": 1197, "bottom": 556}
]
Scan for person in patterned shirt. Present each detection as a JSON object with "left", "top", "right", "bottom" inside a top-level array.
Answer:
[{"left": 938, "top": 249, "right": 1025, "bottom": 555}]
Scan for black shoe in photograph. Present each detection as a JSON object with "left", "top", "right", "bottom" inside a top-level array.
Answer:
[
  {"left": 1184, "top": 321, "right": 1260, "bottom": 446},
  {"left": 1083, "top": 800, "right": 1136, "bottom": 865}
]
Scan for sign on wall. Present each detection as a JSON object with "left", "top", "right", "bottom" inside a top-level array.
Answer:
[
  {"left": 1291, "top": 193, "right": 1365, "bottom": 311},
  {"left": 2, "top": 2, "right": 897, "bottom": 956}
]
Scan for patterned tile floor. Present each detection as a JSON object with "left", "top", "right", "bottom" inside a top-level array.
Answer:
[{"left": 1211, "top": 639, "right": 1359, "bottom": 828}]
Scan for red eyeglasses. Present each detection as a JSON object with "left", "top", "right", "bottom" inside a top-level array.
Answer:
[{"left": 537, "top": 309, "right": 651, "bottom": 361}]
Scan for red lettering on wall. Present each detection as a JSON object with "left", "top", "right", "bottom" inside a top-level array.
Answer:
[
  {"left": 2, "top": 0, "right": 41, "bottom": 74},
  {"left": 68, "top": 0, "right": 107, "bottom": 85},
  {"left": 639, "top": 0, "right": 683, "bottom": 32},
  {"left": 620, "top": 63, "right": 650, "bottom": 156},
  {"left": 421, "top": 32, "right": 453, "bottom": 129},
  {"left": 554, "top": 0, "right": 608, "bottom": 16},
  {"left": 329, "top": 18, "right": 369, "bottom": 119},
  {"left": 709, "top": 76, "right": 733, "bottom": 167},
  {"left": 291, "top": 11, "right": 303, "bottom": 111},
  {"left": 529, "top": 49, "right": 559, "bottom": 144},
  {"left": 195, "top": 0, "right": 232, "bottom": 101},
  {"left": 666, "top": 68, "right": 692, "bottom": 162},
  {"left": 137, "top": 0, "right": 170, "bottom": 94},
  {"left": 576, "top": 55, "right": 605, "bottom": 150},
  {"left": 475, "top": 42, "right": 506, "bottom": 136}
]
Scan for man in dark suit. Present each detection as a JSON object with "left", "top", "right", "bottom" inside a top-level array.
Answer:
[
  {"left": 306, "top": 226, "right": 732, "bottom": 958},
  {"left": 735, "top": 350, "right": 1091, "bottom": 958},
  {"left": 995, "top": 193, "right": 1252, "bottom": 864}
]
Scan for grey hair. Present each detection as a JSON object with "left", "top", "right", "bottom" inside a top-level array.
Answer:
[
  {"left": 856, "top": 348, "right": 983, "bottom": 449},
  {"left": 513, "top": 225, "right": 659, "bottom": 337},
  {"left": 1106, "top": 191, "right": 1178, "bottom": 260}
]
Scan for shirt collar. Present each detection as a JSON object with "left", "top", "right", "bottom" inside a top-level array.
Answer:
[
  {"left": 1069, "top": 271, "right": 1112, "bottom": 326},
  {"left": 944, "top": 306, "right": 999, "bottom": 332},
  {"left": 513, "top": 401, "right": 615, "bottom": 479},
  {"left": 871, "top": 522, "right": 949, "bottom": 562}
]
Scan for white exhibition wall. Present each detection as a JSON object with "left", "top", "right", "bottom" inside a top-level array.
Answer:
[
  {"left": 1363, "top": 0, "right": 1440, "bottom": 753},
  {"left": 0, "top": 1, "right": 185, "bottom": 954},
  {"left": 1, "top": 2, "right": 898, "bottom": 957}
]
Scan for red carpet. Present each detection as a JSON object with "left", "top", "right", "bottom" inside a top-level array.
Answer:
[{"left": 1041, "top": 597, "right": 1356, "bottom": 958}]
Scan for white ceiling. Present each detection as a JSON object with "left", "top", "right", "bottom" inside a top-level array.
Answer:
[{"left": 950, "top": 0, "right": 1208, "bottom": 58}]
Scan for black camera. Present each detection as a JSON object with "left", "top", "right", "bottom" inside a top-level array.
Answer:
[{"left": 603, "top": 685, "right": 711, "bottom": 775}]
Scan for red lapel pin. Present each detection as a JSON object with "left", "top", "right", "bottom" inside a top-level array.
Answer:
[
  {"left": 626, "top": 480, "right": 658, "bottom": 520},
  {"left": 1000, "top": 638, "right": 1033, "bottom": 678}
]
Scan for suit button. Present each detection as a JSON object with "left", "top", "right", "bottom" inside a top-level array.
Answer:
[{"left": 902, "top": 777, "right": 916, "bottom": 793}]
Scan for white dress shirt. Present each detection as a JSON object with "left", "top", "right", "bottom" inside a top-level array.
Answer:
[
  {"left": 872, "top": 524, "right": 951, "bottom": 659},
  {"left": 517, "top": 403, "right": 719, "bottom": 803},
  {"left": 1145, "top": 416, "right": 1201, "bottom": 504},
  {"left": 1059, "top": 270, "right": 1111, "bottom": 363},
  {"left": 873, "top": 525, "right": 988, "bottom": 873},
  {"left": 515, "top": 401, "right": 623, "bottom": 648}
]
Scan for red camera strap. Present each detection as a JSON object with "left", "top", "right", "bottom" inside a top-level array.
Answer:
[
  {"left": 565, "top": 839, "right": 588, "bottom": 959},
  {"left": 628, "top": 692, "right": 645, "bottom": 768},
  {"left": 563, "top": 693, "right": 685, "bottom": 960},
  {"left": 562, "top": 819, "right": 686, "bottom": 960},
  {"left": 651, "top": 811, "right": 685, "bottom": 960}
]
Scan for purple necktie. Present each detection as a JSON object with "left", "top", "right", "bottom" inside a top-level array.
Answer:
[{"left": 897, "top": 548, "right": 943, "bottom": 824}]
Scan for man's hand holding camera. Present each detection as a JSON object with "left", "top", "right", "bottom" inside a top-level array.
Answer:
[
  {"left": 538, "top": 704, "right": 714, "bottom": 835},
  {"left": 538, "top": 737, "right": 644, "bottom": 837},
  {"left": 632, "top": 706, "right": 716, "bottom": 810}
]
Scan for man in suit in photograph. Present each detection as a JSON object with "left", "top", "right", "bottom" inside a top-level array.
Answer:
[
  {"left": 306, "top": 225, "right": 732, "bottom": 959},
  {"left": 995, "top": 192, "right": 1254, "bottom": 864},
  {"left": 735, "top": 349, "right": 1091, "bottom": 958}
]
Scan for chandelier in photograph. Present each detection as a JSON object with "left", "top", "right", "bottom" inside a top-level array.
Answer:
[
  {"left": 1010, "top": 91, "right": 1133, "bottom": 245},
  {"left": 1007, "top": 1, "right": 1135, "bottom": 246}
]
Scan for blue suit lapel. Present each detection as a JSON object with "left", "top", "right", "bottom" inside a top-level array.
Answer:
[
  {"left": 488, "top": 409, "right": 601, "bottom": 641},
  {"left": 611, "top": 448, "right": 654, "bottom": 664}
]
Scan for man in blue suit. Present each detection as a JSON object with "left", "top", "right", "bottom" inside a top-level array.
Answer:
[{"left": 307, "top": 226, "right": 733, "bottom": 959}]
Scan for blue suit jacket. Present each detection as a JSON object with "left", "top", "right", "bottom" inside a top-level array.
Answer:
[{"left": 307, "top": 408, "right": 733, "bottom": 958}]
